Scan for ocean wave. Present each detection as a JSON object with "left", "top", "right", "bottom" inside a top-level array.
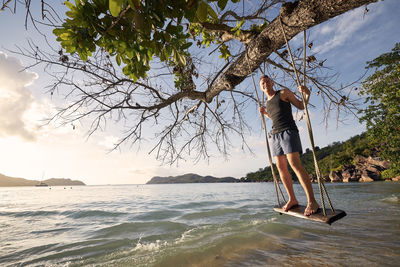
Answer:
[
  {"left": 93, "top": 221, "right": 189, "bottom": 239},
  {"left": 12, "top": 239, "right": 134, "bottom": 266},
  {"left": 0, "top": 210, "right": 59, "bottom": 218},
  {"left": 133, "top": 209, "right": 182, "bottom": 221},
  {"left": 181, "top": 208, "right": 244, "bottom": 220},
  {"left": 0, "top": 209, "right": 128, "bottom": 220},
  {"left": 30, "top": 227, "right": 74, "bottom": 235},
  {"left": 0, "top": 242, "right": 59, "bottom": 265},
  {"left": 173, "top": 225, "right": 212, "bottom": 245},
  {"left": 381, "top": 195, "right": 399, "bottom": 204},
  {"left": 171, "top": 200, "right": 235, "bottom": 209},
  {"left": 251, "top": 217, "right": 277, "bottom": 226},
  {"left": 239, "top": 211, "right": 271, "bottom": 221},
  {"left": 132, "top": 237, "right": 168, "bottom": 252},
  {"left": 61, "top": 209, "right": 128, "bottom": 219},
  {"left": 152, "top": 227, "right": 284, "bottom": 267}
]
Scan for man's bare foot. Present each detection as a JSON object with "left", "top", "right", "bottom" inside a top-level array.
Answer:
[
  {"left": 304, "top": 202, "right": 319, "bottom": 216},
  {"left": 283, "top": 199, "right": 299, "bottom": 212}
]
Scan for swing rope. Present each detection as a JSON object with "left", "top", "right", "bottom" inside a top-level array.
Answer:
[
  {"left": 245, "top": 52, "right": 286, "bottom": 208},
  {"left": 278, "top": 16, "right": 335, "bottom": 216}
]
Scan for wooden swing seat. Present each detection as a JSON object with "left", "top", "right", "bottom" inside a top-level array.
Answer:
[{"left": 274, "top": 205, "right": 346, "bottom": 225}]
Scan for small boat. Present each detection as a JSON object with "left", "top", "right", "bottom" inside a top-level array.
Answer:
[
  {"left": 35, "top": 181, "right": 48, "bottom": 187},
  {"left": 36, "top": 172, "right": 48, "bottom": 187}
]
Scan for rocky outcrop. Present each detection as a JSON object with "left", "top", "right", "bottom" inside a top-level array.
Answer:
[
  {"left": 310, "top": 174, "right": 333, "bottom": 183},
  {"left": 359, "top": 173, "right": 374, "bottom": 182},
  {"left": 341, "top": 164, "right": 360, "bottom": 182},
  {"left": 319, "top": 155, "right": 393, "bottom": 183},
  {"left": 329, "top": 171, "right": 342, "bottom": 183},
  {"left": 355, "top": 156, "right": 391, "bottom": 182}
]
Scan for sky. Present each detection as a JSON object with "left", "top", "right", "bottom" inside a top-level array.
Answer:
[{"left": 0, "top": 0, "right": 399, "bottom": 185}]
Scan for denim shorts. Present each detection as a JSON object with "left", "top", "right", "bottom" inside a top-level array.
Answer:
[{"left": 269, "top": 129, "right": 303, "bottom": 157}]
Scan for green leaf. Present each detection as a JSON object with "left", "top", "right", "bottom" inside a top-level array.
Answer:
[
  {"left": 207, "top": 5, "right": 218, "bottom": 20},
  {"left": 60, "top": 32, "right": 72, "bottom": 40},
  {"left": 219, "top": 43, "right": 231, "bottom": 60},
  {"left": 121, "top": 55, "right": 129, "bottom": 64},
  {"left": 126, "top": 49, "right": 134, "bottom": 59},
  {"left": 165, "top": 23, "right": 176, "bottom": 34},
  {"left": 196, "top": 1, "right": 208, "bottom": 22},
  {"left": 185, "top": 7, "right": 197, "bottom": 22},
  {"left": 128, "top": 0, "right": 141, "bottom": 10},
  {"left": 165, "top": 46, "right": 172, "bottom": 57},
  {"left": 133, "top": 11, "right": 144, "bottom": 31},
  {"left": 147, "top": 49, "right": 153, "bottom": 58},
  {"left": 181, "top": 42, "right": 193, "bottom": 50},
  {"left": 109, "top": 0, "right": 123, "bottom": 17},
  {"left": 116, "top": 54, "right": 121, "bottom": 66},
  {"left": 65, "top": 1, "right": 75, "bottom": 10},
  {"left": 178, "top": 53, "right": 186, "bottom": 65},
  {"left": 53, "top": 28, "right": 66, "bottom": 36},
  {"left": 66, "top": 46, "right": 76, "bottom": 54},
  {"left": 217, "top": 0, "right": 228, "bottom": 10},
  {"left": 80, "top": 50, "right": 88, "bottom": 61},
  {"left": 122, "top": 66, "right": 130, "bottom": 76},
  {"left": 65, "top": 11, "right": 76, "bottom": 18},
  {"left": 160, "top": 49, "right": 166, "bottom": 61},
  {"left": 173, "top": 49, "right": 178, "bottom": 64}
]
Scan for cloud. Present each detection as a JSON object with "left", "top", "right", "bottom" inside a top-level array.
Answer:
[
  {"left": 0, "top": 51, "right": 38, "bottom": 141},
  {"left": 129, "top": 169, "right": 148, "bottom": 175},
  {"left": 312, "top": 4, "right": 383, "bottom": 54},
  {"left": 98, "top": 135, "right": 119, "bottom": 150}
]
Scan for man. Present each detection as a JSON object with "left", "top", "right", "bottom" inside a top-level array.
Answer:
[{"left": 259, "top": 75, "right": 319, "bottom": 216}]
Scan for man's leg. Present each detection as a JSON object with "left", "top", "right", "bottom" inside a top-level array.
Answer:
[
  {"left": 275, "top": 155, "right": 298, "bottom": 211},
  {"left": 287, "top": 152, "right": 319, "bottom": 216}
]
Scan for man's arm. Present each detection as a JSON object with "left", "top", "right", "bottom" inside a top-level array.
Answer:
[{"left": 282, "top": 86, "right": 310, "bottom": 110}]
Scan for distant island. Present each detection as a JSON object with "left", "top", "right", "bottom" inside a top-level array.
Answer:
[
  {"left": 0, "top": 173, "right": 86, "bottom": 187},
  {"left": 147, "top": 173, "right": 239, "bottom": 184}
]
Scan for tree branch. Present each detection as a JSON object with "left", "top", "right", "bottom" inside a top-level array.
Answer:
[{"left": 204, "top": 0, "right": 378, "bottom": 103}]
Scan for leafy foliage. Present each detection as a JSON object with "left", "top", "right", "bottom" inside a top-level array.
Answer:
[
  {"left": 358, "top": 43, "right": 400, "bottom": 177},
  {"left": 242, "top": 133, "right": 377, "bottom": 182},
  {"left": 54, "top": 0, "right": 243, "bottom": 83}
]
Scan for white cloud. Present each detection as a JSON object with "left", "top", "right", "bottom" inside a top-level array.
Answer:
[
  {"left": 97, "top": 135, "right": 119, "bottom": 150},
  {"left": 0, "top": 51, "right": 39, "bottom": 141},
  {"left": 312, "top": 4, "right": 383, "bottom": 54}
]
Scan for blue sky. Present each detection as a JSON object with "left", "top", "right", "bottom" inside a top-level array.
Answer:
[{"left": 0, "top": 0, "right": 399, "bottom": 184}]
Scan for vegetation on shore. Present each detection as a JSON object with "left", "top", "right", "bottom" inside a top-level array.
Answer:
[
  {"left": 242, "top": 132, "right": 376, "bottom": 182},
  {"left": 358, "top": 42, "right": 400, "bottom": 178}
]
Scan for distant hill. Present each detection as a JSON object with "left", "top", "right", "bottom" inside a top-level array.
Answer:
[
  {"left": 147, "top": 173, "right": 239, "bottom": 184},
  {"left": 0, "top": 173, "right": 86, "bottom": 187}
]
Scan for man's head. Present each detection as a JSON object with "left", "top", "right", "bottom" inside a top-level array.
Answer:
[{"left": 259, "top": 75, "right": 274, "bottom": 93}]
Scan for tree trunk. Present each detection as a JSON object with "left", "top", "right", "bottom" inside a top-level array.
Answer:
[{"left": 205, "top": 0, "right": 378, "bottom": 103}]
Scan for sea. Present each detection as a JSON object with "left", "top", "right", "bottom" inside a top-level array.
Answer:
[{"left": 0, "top": 182, "right": 399, "bottom": 267}]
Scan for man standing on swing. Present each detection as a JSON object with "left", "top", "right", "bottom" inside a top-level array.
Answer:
[{"left": 259, "top": 75, "right": 319, "bottom": 216}]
